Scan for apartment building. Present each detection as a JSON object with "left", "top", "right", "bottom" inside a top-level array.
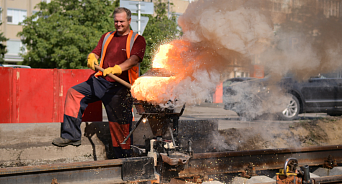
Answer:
[
  {"left": 0, "top": 0, "right": 50, "bottom": 63},
  {"left": 0, "top": 0, "right": 192, "bottom": 64}
]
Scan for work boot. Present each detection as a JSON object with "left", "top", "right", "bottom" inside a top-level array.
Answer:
[{"left": 52, "top": 137, "right": 81, "bottom": 147}]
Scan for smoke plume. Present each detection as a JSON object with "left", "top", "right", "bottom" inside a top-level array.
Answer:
[
  {"left": 132, "top": 0, "right": 273, "bottom": 106},
  {"left": 132, "top": 0, "right": 342, "bottom": 110}
]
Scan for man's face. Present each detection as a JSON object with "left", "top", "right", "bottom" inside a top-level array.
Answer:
[{"left": 114, "top": 12, "right": 131, "bottom": 35}]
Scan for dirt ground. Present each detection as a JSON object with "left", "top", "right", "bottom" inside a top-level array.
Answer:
[
  {"left": 219, "top": 116, "right": 342, "bottom": 151},
  {"left": 2, "top": 116, "right": 342, "bottom": 169}
]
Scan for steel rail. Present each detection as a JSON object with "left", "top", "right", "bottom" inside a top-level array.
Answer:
[
  {"left": 313, "top": 174, "right": 342, "bottom": 183},
  {"left": 234, "top": 175, "right": 342, "bottom": 184},
  {"left": 0, "top": 159, "right": 123, "bottom": 175},
  {"left": 0, "top": 157, "right": 155, "bottom": 184},
  {"left": 179, "top": 145, "right": 342, "bottom": 177},
  {"left": 0, "top": 145, "right": 341, "bottom": 183}
]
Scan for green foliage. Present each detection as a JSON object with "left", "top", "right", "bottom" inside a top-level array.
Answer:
[
  {"left": 0, "top": 10, "right": 8, "bottom": 64},
  {"left": 19, "top": 0, "right": 117, "bottom": 68},
  {"left": 19, "top": 0, "right": 179, "bottom": 71},
  {"left": 0, "top": 33, "right": 8, "bottom": 64},
  {"left": 141, "top": 0, "right": 180, "bottom": 74}
]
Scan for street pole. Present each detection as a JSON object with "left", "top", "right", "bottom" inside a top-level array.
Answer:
[
  {"left": 138, "top": 1, "right": 141, "bottom": 35},
  {"left": 168, "top": 0, "right": 170, "bottom": 18}
]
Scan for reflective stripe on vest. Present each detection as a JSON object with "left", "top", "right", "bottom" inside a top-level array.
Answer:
[{"left": 95, "top": 30, "right": 139, "bottom": 84}]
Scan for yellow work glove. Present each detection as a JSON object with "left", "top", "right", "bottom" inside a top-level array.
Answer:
[
  {"left": 103, "top": 65, "right": 122, "bottom": 76},
  {"left": 87, "top": 53, "right": 98, "bottom": 70}
]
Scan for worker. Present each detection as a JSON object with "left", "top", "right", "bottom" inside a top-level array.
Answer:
[{"left": 52, "top": 7, "right": 146, "bottom": 159}]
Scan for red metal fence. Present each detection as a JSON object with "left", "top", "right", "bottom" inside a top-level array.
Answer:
[{"left": 0, "top": 68, "right": 102, "bottom": 123}]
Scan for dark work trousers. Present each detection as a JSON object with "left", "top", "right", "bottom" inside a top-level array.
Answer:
[{"left": 61, "top": 76, "right": 133, "bottom": 158}]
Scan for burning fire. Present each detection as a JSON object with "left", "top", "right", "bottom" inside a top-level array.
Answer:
[
  {"left": 131, "top": 40, "right": 191, "bottom": 104},
  {"left": 131, "top": 76, "right": 176, "bottom": 103},
  {"left": 152, "top": 44, "right": 174, "bottom": 69}
]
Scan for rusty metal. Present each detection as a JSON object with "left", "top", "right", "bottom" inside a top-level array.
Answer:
[
  {"left": 301, "top": 165, "right": 312, "bottom": 184},
  {"left": 253, "top": 175, "right": 342, "bottom": 184},
  {"left": 241, "top": 162, "right": 257, "bottom": 179},
  {"left": 1, "top": 143, "right": 342, "bottom": 184},
  {"left": 0, "top": 157, "right": 155, "bottom": 184},
  {"left": 284, "top": 158, "right": 299, "bottom": 175},
  {"left": 51, "top": 178, "right": 58, "bottom": 184},
  {"left": 277, "top": 174, "right": 303, "bottom": 184},
  {"left": 0, "top": 159, "right": 122, "bottom": 175},
  {"left": 182, "top": 176, "right": 205, "bottom": 184},
  {"left": 323, "top": 155, "right": 337, "bottom": 169},
  {"left": 131, "top": 101, "right": 185, "bottom": 137},
  {"left": 160, "top": 152, "right": 191, "bottom": 166},
  {"left": 276, "top": 158, "right": 303, "bottom": 184},
  {"left": 179, "top": 145, "right": 342, "bottom": 177}
]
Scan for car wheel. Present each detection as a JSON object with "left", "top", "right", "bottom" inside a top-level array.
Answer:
[{"left": 279, "top": 94, "right": 300, "bottom": 121}]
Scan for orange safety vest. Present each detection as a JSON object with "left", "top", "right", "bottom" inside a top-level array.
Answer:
[{"left": 95, "top": 30, "right": 140, "bottom": 84}]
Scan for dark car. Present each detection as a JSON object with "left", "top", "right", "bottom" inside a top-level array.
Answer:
[{"left": 223, "top": 71, "right": 342, "bottom": 120}]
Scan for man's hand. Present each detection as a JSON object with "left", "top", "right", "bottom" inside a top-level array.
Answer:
[
  {"left": 87, "top": 53, "right": 98, "bottom": 70},
  {"left": 103, "top": 65, "right": 122, "bottom": 76}
]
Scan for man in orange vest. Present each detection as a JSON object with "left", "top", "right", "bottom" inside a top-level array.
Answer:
[{"left": 52, "top": 7, "right": 146, "bottom": 159}]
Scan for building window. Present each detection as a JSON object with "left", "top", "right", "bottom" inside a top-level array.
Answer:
[
  {"left": 7, "top": 9, "right": 27, "bottom": 25},
  {"left": 7, "top": 40, "right": 24, "bottom": 55},
  {"left": 32, "top": 11, "right": 39, "bottom": 21},
  {"left": 7, "top": 16, "right": 12, "bottom": 23}
]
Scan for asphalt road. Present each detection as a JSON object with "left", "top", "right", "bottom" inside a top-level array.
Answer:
[{"left": 103, "top": 103, "right": 329, "bottom": 130}]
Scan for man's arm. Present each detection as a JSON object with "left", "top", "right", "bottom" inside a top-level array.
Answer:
[{"left": 118, "top": 55, "right": 141, "bottom": 71}]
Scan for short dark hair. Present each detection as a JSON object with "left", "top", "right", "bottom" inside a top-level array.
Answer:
[{"left": 113, "top": 7, "right": 131, "bottom": 20}]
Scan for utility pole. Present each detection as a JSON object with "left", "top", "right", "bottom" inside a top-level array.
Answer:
[
  {"left": 138, "top": 1, "right": 141, "bottom": 35},
  {"left": 168, "top": 0, "right": 170, "bottom": 18}
]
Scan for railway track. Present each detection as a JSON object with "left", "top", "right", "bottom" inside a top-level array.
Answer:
[{"left": 1, "top": 145, "right": 342, "bottom": 184}]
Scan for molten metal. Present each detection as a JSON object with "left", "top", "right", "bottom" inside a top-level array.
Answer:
[{"left": 132, "top": 76, "right": 176, "bottom": 103}]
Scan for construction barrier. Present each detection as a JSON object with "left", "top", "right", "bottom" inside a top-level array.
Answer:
[
  {"left": 0, "top": 67, "right": 102, "bottom": 123},
  {"left": 251, "top": 64, "right": 265, "bottom": 78},
  {"left": 213, "top": 82, "right": 223, "bottom": 103}
]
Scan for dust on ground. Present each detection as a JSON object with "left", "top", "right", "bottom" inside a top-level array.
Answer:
[{"left": 219, "top": 117, "right": 342, "bottom": 151}]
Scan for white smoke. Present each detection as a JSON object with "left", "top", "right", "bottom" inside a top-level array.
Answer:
[{"left": 133, "top": 0, "right": 342, "bottom": 112}]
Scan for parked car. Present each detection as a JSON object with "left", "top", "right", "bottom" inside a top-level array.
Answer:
[
  {"left": 223, "top": 71, "right": 342, "bottom": 120},
  {"left": 0, "top": 64, "right": 31, "bottom": 68}
]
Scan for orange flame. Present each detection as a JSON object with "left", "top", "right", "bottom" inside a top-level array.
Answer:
[
  {"left": 152, "top": 43, "right": 174, "bottom": 69},
  {"left": 131, "top": 40, "right": 191, "bottom": 104}
]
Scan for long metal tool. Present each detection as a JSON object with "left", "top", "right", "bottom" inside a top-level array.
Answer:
[
  {"left": 121, "top": 114, "right": 148, "bottom": 144},
  {"left": 94, "top": 65, "right": 132, "bottom": 89}
]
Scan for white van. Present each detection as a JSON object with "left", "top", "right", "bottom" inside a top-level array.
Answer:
[{"left": 0, "top": 64, "right": 31, "bottom": 68}]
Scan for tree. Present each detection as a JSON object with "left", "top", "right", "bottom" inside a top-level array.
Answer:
[
  {"left": 19, "top": 0, "right": 116, "bottom": 68},
  {"left": 0, "top": 10, "right": 9, "bottom": 64},
  {"left": 141, "top": 0, "right": 180, "bottom": 74}
]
